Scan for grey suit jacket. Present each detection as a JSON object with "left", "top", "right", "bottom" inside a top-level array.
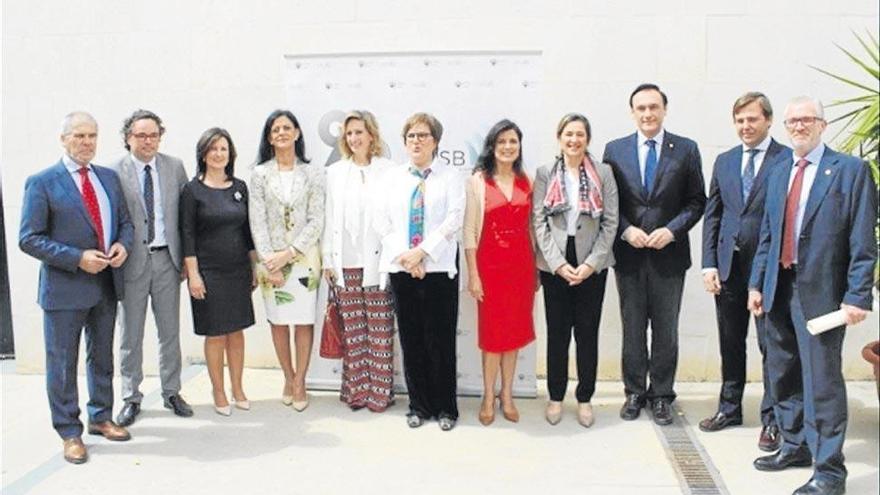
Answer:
[
  {"left": 532, "top": 159, "right": 619, "bottom": 273},
  {"left": 110, "top": 152, "right": 188, "bottom": 280}
]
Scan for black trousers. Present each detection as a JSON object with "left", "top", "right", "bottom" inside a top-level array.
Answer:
[
  {"left": 389, "top": 271, "right": 459, "bottom": 420},
  {"left": 616, "top": 260, "right": 684, "bottom": 402},
  {"left": 713, "top": 251, "right": 775, "bottom": 425},
  {"left": 540, "top": 237, "right": 608, "bottom": 403}
]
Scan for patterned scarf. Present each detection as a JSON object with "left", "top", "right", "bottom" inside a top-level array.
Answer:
[
  {"left": 542, "top": 155, "right": 603, "bottom": 218},
  {"left": 408, "top": 167, "right": 432, "bottom": 247}
]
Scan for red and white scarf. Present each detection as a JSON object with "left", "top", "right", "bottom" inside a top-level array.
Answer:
[{"left": 542, "top": 155, "right": 603, "bottom": 218}]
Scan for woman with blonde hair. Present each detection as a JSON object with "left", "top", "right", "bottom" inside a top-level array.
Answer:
[{"left": 323, "top": 110, "right": 396, "bottom": 411}]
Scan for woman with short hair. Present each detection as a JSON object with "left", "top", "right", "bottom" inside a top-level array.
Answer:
[{"left": 374, "top": 112, "right": 464, "bottom": 431}]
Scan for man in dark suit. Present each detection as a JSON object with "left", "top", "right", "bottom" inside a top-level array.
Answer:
[
  {"left": 603, "top": 83, "right": 706, "bottom": 425},
  {"left": 699, "top": 92, "right": 789, "bottom": 452},
  {"left": 111, "top": 110, "right": 192, "bottom": 427},
  {"left": 19, "top": 111, "right": 135, "bottom": 464},
  {"left": 748, "top": 96, "right": 876, "bottom": 495}
]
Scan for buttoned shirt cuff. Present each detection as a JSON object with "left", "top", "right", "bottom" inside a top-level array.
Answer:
[{"left": 701, "top": 268, "right": 718, "bottom": 275}]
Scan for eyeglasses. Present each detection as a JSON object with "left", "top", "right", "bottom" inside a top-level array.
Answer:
[
  {"left": 783, "top": 116, "right": 824, "bottom": 129},
  {"left": 131, "top": 133, "right": 161, "bottom": 141},
  {"left": 405, "top": 132, "right": 432, "bottom": 142}
]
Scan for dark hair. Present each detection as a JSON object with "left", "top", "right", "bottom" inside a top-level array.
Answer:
[
  {"left": 257, "top": 109, "right": 310, "bottom": 165},
  {"left": 555, "top": 113, "right": 592, "bottom": 142},
  {"left": 474, "top": 119, "right": 524, "bottom": 177},
  {"left": 629, "top": 83, "right": 668, "bottom": 108},
  {"left": 121, "top": 109, "right": 165, "bottom": 151},
  {"left": 196, "top": 127, "right": 236, "bottom": 180}
]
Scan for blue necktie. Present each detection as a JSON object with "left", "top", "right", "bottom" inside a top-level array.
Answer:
[
  {"left": 144, "top": 164, "right": 155, "bottom": 244},
  {"left": 742, "top": 149, "right": 759, "bottom": 202},
  {"left": 644, "top": 139, "right": 657, "bottom": 194}
]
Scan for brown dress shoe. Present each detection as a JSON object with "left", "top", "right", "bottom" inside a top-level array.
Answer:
[
  {"left": 63, "top": 437, "right": 88, "bottom": 464},
  {"left": 87, "top": 421, "right": 131, "bottom": 441}
]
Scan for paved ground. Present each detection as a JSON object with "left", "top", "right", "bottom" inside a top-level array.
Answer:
[{"left": 1, "top": 361, "right": 877, "bottom": 495}]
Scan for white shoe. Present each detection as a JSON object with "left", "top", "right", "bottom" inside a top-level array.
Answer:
[
  {"left": 214, "top": 404, "right": 232, "bottom": 416},
  {"left": 233, "top": 399, "right": 250, "bottom": 411},
  {"left": 292, "top": 397, "right": 309, "bottom": 412}
]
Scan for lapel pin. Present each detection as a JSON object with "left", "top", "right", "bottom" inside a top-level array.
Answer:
[
  {"left": 824, "top": 169, "right": 831, "bottom": 175},
  {"left": 233, "top": 190, "right": 243, "bottom": 202},
  {"left": 668, "top": 142, "right": 674, "bottom": 149}
]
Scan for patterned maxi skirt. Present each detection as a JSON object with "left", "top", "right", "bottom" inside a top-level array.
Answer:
[{"left": 338, "top": 268, "right": 396, "bottom": 411}]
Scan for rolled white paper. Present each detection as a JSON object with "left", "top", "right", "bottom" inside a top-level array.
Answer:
[{"left": 806, "top": 310, "right": 847, "bottom": 335}]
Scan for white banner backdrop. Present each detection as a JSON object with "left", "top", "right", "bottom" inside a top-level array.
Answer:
[{"left": 284, "top": 51, "right": 543, "bottom": 397}]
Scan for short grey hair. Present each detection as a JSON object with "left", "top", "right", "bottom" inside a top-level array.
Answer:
[
  {"left": 787, "top": 96, "right": 825, "bottom": 119},
  {"left": 61, "top": 111, "right": 98, "bottom": 135}
]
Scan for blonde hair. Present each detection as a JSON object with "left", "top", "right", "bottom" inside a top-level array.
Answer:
[{"left": 338, "top": 110, "right": 385, "bottom": 160}]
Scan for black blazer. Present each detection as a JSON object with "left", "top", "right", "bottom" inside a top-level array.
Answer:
[
  {"left": 702, "top": 139, "right": 790, "bottom": 281},
  {"left": 602, "top": 131, "right": 706, "bottom": 276}
]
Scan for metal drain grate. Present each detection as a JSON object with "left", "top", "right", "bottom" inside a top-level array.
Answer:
[{"left": 655, "top": 410, "right": 729, "bottom": 495}]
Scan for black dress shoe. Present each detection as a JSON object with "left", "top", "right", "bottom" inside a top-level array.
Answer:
[
  {"left": 651, "top": 399, "right": 674, "bottom": 426},
  {"left": 699, "top": 411, "right": 743, "bottom": 432},
  {"left": 792, "top": 477, "right": 845, "bottom": 495},
  {"left": 753, "top": 447, "right": 812, "bottom": 471},
  {"left": 759, "top": 424, "right": 782, "bottom": 452},
  {"left": 164, "top": 394, "right": 194, "bottom": 417},
  {"left": 115, "top": 402, "right": 140, "bottom": 427},
  {"left": 620, "top": 394, "right": 645, "bottom": 421}
]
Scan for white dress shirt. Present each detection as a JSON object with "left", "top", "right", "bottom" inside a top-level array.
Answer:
[
  {"left": 564, "top": 168, "right": 579, "bottom": 235},
  {"left": 133, "top": 154, "right": 167, "bottom": 248},
  {"left": 63, "top": 154, "right": 112, "bottom": 251},
  {"left": 374, "top": 158, "right": 465, "bottom": 280},
  {"left": 787, "top": 143, "right": 824, "bottom": 262}
]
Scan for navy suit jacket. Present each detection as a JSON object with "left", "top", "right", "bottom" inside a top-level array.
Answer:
[
  {"left": 702, "top": 139, "right": 790, "bottom": 281},
  {"left": 602, "top": 131, "right": 706, "bottom": 276},
  {"left": 19, "top": 160, "right": 134, "bottom": 311},
  {"left": 749, "top": 146, "right": 877, "bottom": 319}
]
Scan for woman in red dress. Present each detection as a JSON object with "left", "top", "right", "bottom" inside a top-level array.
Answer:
[{"left": 464, "top": 119, "right": 536, "bottom": 426}]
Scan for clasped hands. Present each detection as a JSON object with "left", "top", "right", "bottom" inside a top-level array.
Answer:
[
  {"left": 262, "top": 248, "right": 299, "bottom": 288},
  {"left": 624, "top": 226, "right": 674, "bottom": 250},
  {"left": 396, "top": 247, "right": 427, "bottom": 279},
  {"left": 78, "top": 243, "right": 127, "bottom": 274},
  {"left": 555, "top": 263, "right": 594, "bottom": 286}
]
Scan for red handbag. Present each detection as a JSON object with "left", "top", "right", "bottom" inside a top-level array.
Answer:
[{"left": 319, "top": 284, "right": 344, "bottom": 359}]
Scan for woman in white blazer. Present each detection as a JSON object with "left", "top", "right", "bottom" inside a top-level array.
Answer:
[
  {"left": 374, "top": 113, "right": 465, "bottom": 431},
  {"left": 249, "top": 109, "right": 325, "bottom": 411},
  {"left": 323, "top": 110, "right": 396, "bottom": 412}
]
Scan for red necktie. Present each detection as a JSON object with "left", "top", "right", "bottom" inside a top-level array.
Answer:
[
  {"left": 780, "top": 159, "right": 809, "bottom": 268},
  {"left": 78, "top": 166, "right": 105, "bottom": 252}
]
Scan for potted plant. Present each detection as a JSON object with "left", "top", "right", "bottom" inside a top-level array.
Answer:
[{"left": 811, "top": 30, "right": 879, "bottom": 396}]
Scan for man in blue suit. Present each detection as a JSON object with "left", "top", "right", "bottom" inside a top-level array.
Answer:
[
  {"left": 603, "top": 83, "right": 706, "bottom": 425},
  {"left": 699, "top": 92, "right": 789, "bottom": 452},
  {"left": 19, "top": 111, "right": 135, "bottom": 464},
  {"left": 748, "top": 96, "right": 876, "bottom": 495}
]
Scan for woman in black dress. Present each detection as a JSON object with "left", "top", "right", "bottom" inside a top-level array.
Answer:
[{"left": 181, "top": 128, "right": 257, "bottom": 416}]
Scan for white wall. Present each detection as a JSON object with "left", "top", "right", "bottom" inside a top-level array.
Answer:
[{"left": 3, "top": 0, "right": 878, "bottom": 381}]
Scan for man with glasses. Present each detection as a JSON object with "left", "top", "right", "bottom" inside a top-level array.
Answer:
[
  {"left": 699, "top": 92, "right": 789, "bottom": 451},
  {"left": 20, "top": 111, "right": 134, "bottom": 463},
  {"left": 110, "top": 109, "right": 192, "bottom": 426},
  {"left": 748, "top": 96, "right": 876, "bottom": 495}
]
